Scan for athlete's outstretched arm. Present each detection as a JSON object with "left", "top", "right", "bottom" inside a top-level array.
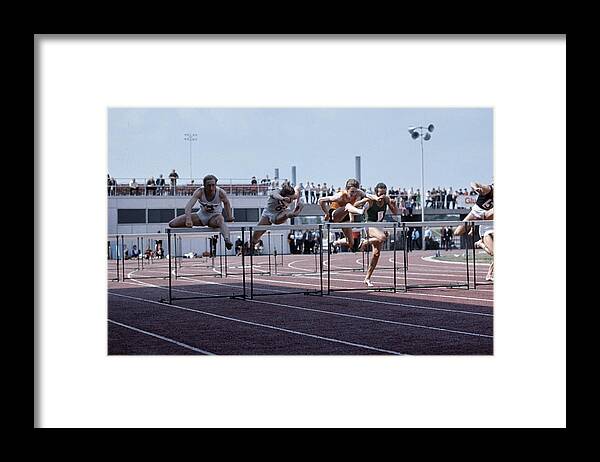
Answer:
[
  {"left": 184, "top": 188, "right": 203, "bottom": 226},
  {"left": 318, "top": 192, "right": 343, "bottom": 214},
  {"left": 386, "top": 196, "right": 400, "bottom": 216},
  {"left": 353, "top": 196, "right": 371, "bottom": 208},
  {"left": 345, "top": 201, "right": 369, "bottom": 215},
  {"left": 220, "top": 189, "right": 235, "bottom": 222}
]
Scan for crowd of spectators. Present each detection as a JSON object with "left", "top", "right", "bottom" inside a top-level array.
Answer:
[
  {"left": 107, "top": 170, "right": 184, "bottom": 196},
  {"left": 109, "top": 172, "right": 478, "bottom": 212}
]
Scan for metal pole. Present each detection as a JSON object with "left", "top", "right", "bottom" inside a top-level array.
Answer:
[
  {"left": 121, "top": 235, "right": 125, "bottom": 281},
  {"left": 141, "top": 237, "right": 144, "bottom": 270},
  {"left": 402, "top": 224, "right": 408, "bottom": 292},
  {"left": 219, "top": 235, "right": 223, "bottom": 277},
  {"left": 174, "top": 234, "right": 178, "bottom": 279},
  {"left": 267, "top": 231, "right": 271, "bottom": 275},
  {"left": 327, "top": 223, "right": 331, "bottom": 294},
  {"left": 241, "top": 227, "right": 246, "bottom": 299},
  {"left": 319, "top": 225, "right": 323, "bottom": 295},
  {"left": 393, "top": 223, "right": 397, "bottom": 293},
  {"left": 167, "top": 229, "right": 172, "bottom": 303},
  {"left": 472, "top": 221, "right": 477, "bottom": 289},
  {"left": 420, "top": 130, "right": 425, "bottom": 224},
  {"left": 465, "top": 223, "right": 470, "bottom": 289},
  {"left": 224, "top": 234, "right": 229, "bottom": 277},
  {"left": 115, "top": 236, "right": 120, "bottom": 281},
  {"left": 250, "top": 226, "right": 254, "bottom": 299}
]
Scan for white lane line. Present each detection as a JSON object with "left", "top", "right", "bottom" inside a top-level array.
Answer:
[
  {"left": 323, "top": 294, "right": 493, "bottom": 317},
  {"left": 108, "top": 291, "right": 406, "bottom": 355},
  {"left": 107, "top": 319, "right": 215, "bottom": 355},
  {"left": 249, "top": 298, "right": 493, "bottom": 339},
  {"left": 119, "top": 275, "right": 492, "bottom": 337},
  {"left": 111, "top": 267, "right": 493, "bottom": 304}
]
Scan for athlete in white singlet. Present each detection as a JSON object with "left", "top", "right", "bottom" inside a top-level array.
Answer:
[
  {"left": 250, "top": 180, "right": 303, "bottom": 250},
  {"left": 168, "top": 174, "right": 235, "bottom": 249}
]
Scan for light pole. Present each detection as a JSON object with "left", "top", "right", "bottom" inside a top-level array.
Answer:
[
  {"left": 408, "top": 124, "right": 435, "bottom": 224},
  {"left": 184, "top": 133, "right": 198, "bottom": 182}
]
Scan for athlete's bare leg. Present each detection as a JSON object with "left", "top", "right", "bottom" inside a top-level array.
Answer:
[
  {"left": 207, "top": 214, "right": 233, "bottom": 249},
  {"left": 168, "top": 214, "right": 202, "bottom": 228},
  {"left": 330, "top": 208, "right": 356, "bottom": 249},
  {"left": 251, "top": 216, "right": 273, "bottom": 247},
  {"left": 363, "top": 228, "right": 387, "bottom": 286},
  {"left": 454, "top": 211, "right": 479, "bottom": 236},
  {"left": 485, "top": 261, "right": 494, "bottom": 281}
]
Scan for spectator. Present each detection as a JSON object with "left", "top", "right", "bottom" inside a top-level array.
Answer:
[
  {"left": 122, "top": 244, "right": 129, "bottom": 259},
  {"left": 107, "top": 175, "right": 117, "bottom": 196},
  {"left": 412, "top": 228, "right": 421, "bottom": 250},
  {"left": 424, "top": 226, "right": 433, "bottom": 250},
  {"left": 302, "top": 229, "right": 312, "bottom": 254},
  {"left": 447, "top": 226, "right": 454, "bottom": 249},
  {"left": 251, "top": 176, "right": 258, "bottom": 195},
  {"left": 293, "top": 230, "right": 303, "bottom": 254},
  {"left": 446, "top": 188, "right": 454, "bottom": 209},
  {"left": 146, "top": 176, "right": 157, "bottom": 196},
  {"left": 304, "top": 180, "right": 310, "bottom": 203},
  {"left": 209, "top": 235, "right": 218, "bottom": 258},
  {"left": 297, "top": 183, "right": 305, "bottom": 202},
  {"left": 131, "top": 244, "right": 140, "bottom": 258},
  {"left": 310, "top": 182, "right": 316, "bottom": 204},
  {"left": 415, "top": 189, "right": 421, "bottom": 210},
  {"left": 425, "top": 190, "right": 432, "bottom": 208},
  {"left": 441, "top": 226, "right": 448, "bottom": 251},
  {"left": 155, "top": 240, "right": 164, "bottom": 259},
  {"left": 406, "top": 227, "right": 414, "bottom": 252},
  {"left": 405, "top": 198, "right": 413, "bottom": 216},
  {"left": 288, "top": 230, "right": 296, "bottom": 254},
  {"left": 129, "top": 178, "right": 139, "bottom": 196},
  {"left": 234, "top": 237, "right": 243, "bottom": 256},
  {"left": 156, "top": 174, "right": 166, "bottom": 195},
  {"left": 169, "top": 169, "right": 179, "bottom": 195},
  {"left": 321, "top": 182, "right": 328, "bottom": 198}
]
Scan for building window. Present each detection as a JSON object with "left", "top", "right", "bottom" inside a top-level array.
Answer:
[
  {"left": 233, "top": 208, "right": 259, "bottom": 222},
  {"left": 148, "top": 209, "right": 176, "bottom": 223},
  {"left": 117, "top": 209, "right": 146, "bottom": 224}
]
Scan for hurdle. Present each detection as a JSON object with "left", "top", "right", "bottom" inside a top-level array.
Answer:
[
  {"left": 247, "top": 224, "right": 324, "bottom": 298},
  {"left": 159, "top": 227, "right": 248, "bottom": 303}
]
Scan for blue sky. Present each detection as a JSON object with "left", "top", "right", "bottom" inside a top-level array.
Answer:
[{"left": 108, "top": 108, "right": 493, "bottom": 192}]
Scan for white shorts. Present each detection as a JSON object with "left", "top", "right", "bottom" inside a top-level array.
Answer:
[
  {"left": 197, "top": 210, "right": 221, "bottom": 226},
  {"left": 261, "top": 208, "right": 285, "bottom": 223},
  {"left": 478, "top": 222, "right": 494, "bottom": 237},
  {"left": 470, "top": 204, "right": 489, "bottom": 220}
]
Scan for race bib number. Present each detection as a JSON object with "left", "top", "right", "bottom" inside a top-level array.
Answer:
[{"left": 275, "top": 200, "right": 287, "bottom": 212}]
